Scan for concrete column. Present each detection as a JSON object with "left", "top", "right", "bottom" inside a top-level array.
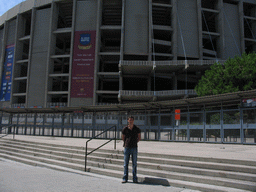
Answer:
[
  {"left": 217, "top": 0, "right": 225, "bottom": 59},
  {"left": 197, "top": 0, "right": 203, "bottom": 60},
  {"left": 44, "top": 2, "right": 57, "bottom": 108},
  {"left": 148, "top": 0, "right": 153, "bottom": 61},
  {"left": 120, "top": 0, "right": 125, "bottom": 61},
  {"left": 26, "top": 8, "right": 36, "bottom": 108},
  {"left": 93, "top": 0, "right": 103, "bottom": 105},
  {"left": 0, "top": 21, "right": 8, "bottom": 96},
  {"left": 10, "top": 14, "right": 20, "bottom": 106},
  {"left": 238, "top": 1, "right": 245, "bottom": 53},
  {"left": 68, "top": 0, "right": 77, "bottom": 107},
  {"left": 172, "top": 0, "right": 178, "bottom": 60},
  {"left": 119, "top": 0, "right": 125, "bottom": 103},
  {"left": 124, "top": 0, "right": 148, "bottom": 55}
]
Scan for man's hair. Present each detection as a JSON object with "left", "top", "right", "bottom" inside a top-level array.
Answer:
[{"left": 128, "top": 116, "right": 134, "bottom": 120}]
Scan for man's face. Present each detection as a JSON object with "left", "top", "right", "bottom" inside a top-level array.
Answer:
[{"left": 128, "top": 118, "right": 134, "bottom": 125}]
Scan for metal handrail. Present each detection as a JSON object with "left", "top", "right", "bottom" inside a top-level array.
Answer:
[
  {"left": 85, "top": 125, "right": 117, "bottom": 171},
  {"left": 0, "top": 125, "right": 15, "bottom": 139}
]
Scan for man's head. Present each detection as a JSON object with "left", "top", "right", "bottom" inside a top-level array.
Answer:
[{"left": 128, "top": 116, "right": 134, "bottom": 125}]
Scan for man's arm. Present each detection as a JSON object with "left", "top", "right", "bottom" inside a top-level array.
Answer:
[
  {"left": 122, "top": 134, "right": 125, "bottom": 141},
  {"left": 137, "top": 133, "right": 141, "bottom": 143}
]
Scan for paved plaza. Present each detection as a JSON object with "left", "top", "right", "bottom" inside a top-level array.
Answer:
[{"left": 0, "top": 158, "right": 200, "bottom": 192}]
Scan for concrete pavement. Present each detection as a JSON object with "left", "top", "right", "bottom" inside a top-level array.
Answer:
[{"left": 0, "top": 158, "right": 200, "bottom": 192}]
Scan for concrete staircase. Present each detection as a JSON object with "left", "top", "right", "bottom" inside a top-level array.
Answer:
[{"left": 0, "top": 138, "right": 255, "bottom": 192}]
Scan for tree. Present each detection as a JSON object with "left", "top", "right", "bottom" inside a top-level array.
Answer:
[{"left": 195, "top": 53, "right": 256, "bottom": 96}]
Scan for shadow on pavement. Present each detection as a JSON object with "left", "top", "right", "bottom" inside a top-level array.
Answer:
[{"left": 140, "top": 177, "right": 170, "bottom": 186}]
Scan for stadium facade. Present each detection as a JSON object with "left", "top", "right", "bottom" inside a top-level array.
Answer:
[{"left": 0, "top": 0, "right": 255, "bottom": 108}]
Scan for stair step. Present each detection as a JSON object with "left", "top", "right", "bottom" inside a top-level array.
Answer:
[
  {"left": 1, "top": 138, "right": 256, "bottom": 192},
  {"left": 0, "top": 153, "right": 250, "bottom": 192},
  {"left": 2, "top": 140, "right": 256, "bottom": 175}
]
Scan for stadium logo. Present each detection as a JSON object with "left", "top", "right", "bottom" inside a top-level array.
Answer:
[{"left": 78, "top": 33, "right": 92, "bottom": 50}]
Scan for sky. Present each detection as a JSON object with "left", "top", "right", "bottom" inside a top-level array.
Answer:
[{"left": 0, "top": 0, "right": 25, "bottom": 17}]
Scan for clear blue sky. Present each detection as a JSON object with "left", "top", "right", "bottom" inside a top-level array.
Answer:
[{"left": 0, "top": 0, "right": 25, "bottom": 17}]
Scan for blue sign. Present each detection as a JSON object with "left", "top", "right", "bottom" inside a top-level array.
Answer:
[
  {"left": 79, "top": 33, "right": 91, "bottom": 46},
  {"left": 0, "top": 45, "right": 14, "bottom": 101}
]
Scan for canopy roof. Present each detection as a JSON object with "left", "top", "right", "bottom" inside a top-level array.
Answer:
[{"left": 1, "top": 89, "right": 255, "bottom": 114}]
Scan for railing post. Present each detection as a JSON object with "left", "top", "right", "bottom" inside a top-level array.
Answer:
[
  {"left": 85, "top": 141, "right": 88, "bottom": 172},
  {"left": 114, "top": 125, "right": 117, "bottom": 150},
  {"left": 33, "top": 113, "right": 37, "bottom": 135},
  {"left": 24, "top": 113, "right": 27, "bottom": 135},
  {"left": 16, "top": 113, "right": 20, "bottom": 134},
  {"left": 8, "top": 114, "right": 13, "bottom": 134},
  {"left": 71, "top": 113, "right": 74, "bottom": 137},
  {"left": 51, "top": 114, "right": 55, "bottom": 136},
  {"left": 240, "top": 106, "right": 244, "bottom": 144},
  {"left": 13, "top": 125, "right": 15, "bottom": 140},
  {"left": 42, "top": 113, "right": 46, "bottom": 136},
  {"left": 220, "top": 103, "right": 224, "bottom": 143},
  {"left": 61, "top": 113, "right": 65, "bottom": 137},
  {"left": 0, "top": 112, "right": 2, "bottom": 134}
]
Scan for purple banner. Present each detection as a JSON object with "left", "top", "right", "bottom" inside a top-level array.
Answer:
[
  {"left": 0, "top": 44, "right": 14, "bottom": 101},
  {"left": 71, "top": 31, "right": 96, "bottom": 98}
]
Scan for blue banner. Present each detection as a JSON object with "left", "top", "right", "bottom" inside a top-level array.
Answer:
[{"left": 0, "top": 44, "right": 14, "bottom": 101}]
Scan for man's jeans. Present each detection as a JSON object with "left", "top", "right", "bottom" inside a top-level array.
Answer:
[{"left": 123, "top": 147, "right": 138, "bottom": 182}]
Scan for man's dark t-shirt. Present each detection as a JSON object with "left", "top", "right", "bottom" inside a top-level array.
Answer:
[{"left": 122, "top": 125, "right": 141, "bottom": 148}]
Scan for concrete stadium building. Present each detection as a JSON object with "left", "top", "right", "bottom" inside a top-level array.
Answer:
[{"left": 0, "top": 0, "right": 255, "bottom": 108}]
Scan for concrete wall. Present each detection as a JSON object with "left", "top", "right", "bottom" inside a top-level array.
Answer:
[
  {"left": 75, "top": 0, "right": 97, "bottom": 31},
  {"left": 6, "top": 20, "right": 16, "bottom": 45},
  {"left": 223, "top": 3, "right": 241, "bottom": 59},
  {"left": 27, "top": 8, "right": 51, "bottom": 107},
  {"left": 124, "top": 0, "right": 149, "bottom": 55},
  {"left": 177, "top": 0, "right": 199, "bottom": 59}
]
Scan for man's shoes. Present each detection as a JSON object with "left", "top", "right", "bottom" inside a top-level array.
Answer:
[
  {"left": 122, "top": 180, "right": 127, "bottom": 183},
  {"left": 133, "top": 180, "right": 138, "bottom": 183}
]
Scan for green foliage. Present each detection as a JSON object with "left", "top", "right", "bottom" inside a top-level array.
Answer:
[
  {"left": 208, "top": 113, "right": 240, "bottom": 124},
  {"left": 195, "top": 53, "right": 256, "bottom": 96}
]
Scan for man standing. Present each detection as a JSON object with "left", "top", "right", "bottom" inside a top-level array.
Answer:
[{"left": 121, "top": 116, "right": 141, "bottom": 183}]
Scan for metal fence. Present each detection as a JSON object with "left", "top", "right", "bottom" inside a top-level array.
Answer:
[{"left": 1, "top": 106, "right": 255, "bottom": 144}]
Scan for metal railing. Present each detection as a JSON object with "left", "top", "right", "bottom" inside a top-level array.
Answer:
[
  {"left": 120, "top": 60, "right": 226, "bottom": 66},
  {"left": 85, "top": 125, "right": 117, "bottom": 171},
  {"left": 0, "top": 125, "right": 15, "bottom": 139},
  {"left": 119, "top": 89, "right": 197, "bottom": 97}
]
